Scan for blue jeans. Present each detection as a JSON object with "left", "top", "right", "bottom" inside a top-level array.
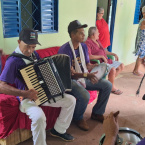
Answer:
[{"left": 71, "top": 79, "right": 112, "bottom": 121}]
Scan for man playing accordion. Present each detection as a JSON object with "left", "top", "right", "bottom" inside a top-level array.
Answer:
[{"left": 0, "top": 28, "right": 76, "bottom": 145}]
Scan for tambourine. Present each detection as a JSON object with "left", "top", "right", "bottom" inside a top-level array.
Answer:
[
  {"left": 90, "top": 63, "right": 108, "bottom": 80},
  {"left": 99, "top": 127, "right": 143, "bottom": 145}
]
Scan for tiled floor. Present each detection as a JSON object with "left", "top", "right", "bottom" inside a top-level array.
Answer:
[{"left": 18, "top": 63, "right": 145, "bottom": 145}]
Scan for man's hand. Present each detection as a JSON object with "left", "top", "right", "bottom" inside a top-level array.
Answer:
[
  {"left": 71, "top": 67, "right": 81, "bottom": 80},
  {"left": 113, "top": 54, "right": 119, "bottom": 61},
  {"left": 71, "top": 66, "right": 76, "bottom": 76},
  {"left": 87, "top": 72, "right": 98, "bottom": 84},
  {"left": 23, "top": 89, "right": 38, "bottom": 101},
  {"left": 102, "top": 56, "right": 108, "bottom": 63},
  {"left": 103, "top": 112, "right": 119, "bottom": 139},
  {"left": 87, "top": 63, "right": 98, "bottom": 70}
]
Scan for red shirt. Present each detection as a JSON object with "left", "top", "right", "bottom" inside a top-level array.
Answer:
[
  {"left": 96, "top": 18, "right": 110, "bottom": 48},
  {"left": 85, "top": 37, "right": 112, "bottom": 64}
]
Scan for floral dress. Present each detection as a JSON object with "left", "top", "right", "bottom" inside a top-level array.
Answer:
[{"left": 135, "top": 19, "right": 145, "bottom": 58}]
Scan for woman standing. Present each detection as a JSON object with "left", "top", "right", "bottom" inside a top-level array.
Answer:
[
  {"left": 96, "top": 7, "right": 110, "bottom": 49},
  {"left": 133, "top": 6, "right": 145, "bottom": 76}
]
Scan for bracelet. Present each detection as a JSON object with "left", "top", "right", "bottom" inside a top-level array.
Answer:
[{"left": 83, "top": 73, "right": 87, "bottom": 78}]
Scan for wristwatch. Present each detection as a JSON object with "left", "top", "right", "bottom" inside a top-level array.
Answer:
[{"left": 83, "top": 73, "right": 88, "bottom": 78}]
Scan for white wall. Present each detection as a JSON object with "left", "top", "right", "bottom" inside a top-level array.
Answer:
[
  {"left": 0, "top": 0, "right": 97, "bottom": 54},
  {"left": 112, "top": 0, "right": 138, "bottom": 65}
]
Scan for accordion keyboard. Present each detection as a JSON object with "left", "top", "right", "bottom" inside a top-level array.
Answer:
[{"left": 20, "top": 64, "right": 48, "bottom": 105}]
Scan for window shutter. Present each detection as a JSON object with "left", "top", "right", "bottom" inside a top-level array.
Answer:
[
  {"left": 1, "top": 0, "right": 21, "bottom": 38},
  {"left": 41, "top": 0, "right": 58, "bottom": 33},
  {"left": 134, "top": 0, "right": 141, "bottom": 24}
]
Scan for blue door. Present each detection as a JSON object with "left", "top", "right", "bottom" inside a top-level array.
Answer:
[{"left": 108, "top": 0, "right": 117, "bottom": 52}]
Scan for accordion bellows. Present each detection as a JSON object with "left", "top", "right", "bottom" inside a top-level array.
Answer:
[{"left": 20, "top": 54, "right": 72, "bottom": 105}]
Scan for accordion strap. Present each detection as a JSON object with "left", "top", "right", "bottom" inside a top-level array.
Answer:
[
  {"left": 7, "top": 53, "right": 35, "bottom": 86},
  {"left": 7, "top": 53, "right": 34, "bottom": 62}
]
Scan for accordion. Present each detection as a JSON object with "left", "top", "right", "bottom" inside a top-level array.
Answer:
[{"left": 20, "top": 54, "right": 72, "bottom": 106}]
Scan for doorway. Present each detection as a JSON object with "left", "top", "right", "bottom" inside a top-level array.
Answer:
[{"left": 97, "top": 0, "right": 117, "bottom": 52}]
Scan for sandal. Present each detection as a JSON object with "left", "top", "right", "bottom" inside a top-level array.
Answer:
[
  {"left": 111, "top": 89, "right": 123, "bottom": 95},
  {"left": 133, "top": 71, "right": 144, "bottom": 77}
]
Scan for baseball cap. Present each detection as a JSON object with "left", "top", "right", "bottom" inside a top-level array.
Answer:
[
  {"left": 68, "top": 20, "right": 88, "bottom": 34},
  {"left": 19, "top": 28, "right": 41, "bottom": 45}
]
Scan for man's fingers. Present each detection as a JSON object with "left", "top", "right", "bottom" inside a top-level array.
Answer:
[
  {"left": 110, "top": 111, "right": 120, "bottom": 118},
  {"left": 110, "top": 111, "right": 120, "bottom": 122},
  {"left": 93, "top": 71, "right": 98, "bottom": 74},
  {"left": 93, "top": 63, "right": 99, "bottom": 68},
  {"left": 114, "top": 111, "right": 120, "bottom": 117},
  {"left": 91, "top": 77, "right": 98, "bottom": 84},
  {"left": 104, "top": 111, "right": 120, "bottom": 122}
]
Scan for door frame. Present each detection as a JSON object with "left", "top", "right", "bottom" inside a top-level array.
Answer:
[{"left": 108, "top": 0, "right": 117, "bottom": 52}]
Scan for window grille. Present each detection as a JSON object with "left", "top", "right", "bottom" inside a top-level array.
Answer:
[{"left": 1, "top": 0, "right": 58, "bottom": 38}]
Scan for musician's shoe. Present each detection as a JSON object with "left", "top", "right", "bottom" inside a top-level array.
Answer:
[
  {"left": 75, "top": 119, "right": 89, "bottom": 131},
  {"left": 91, "top": 113, "right": 104, "bottom": 123},
  {"left": 50, "top": 128, "right": 74, "bottom": 141}
]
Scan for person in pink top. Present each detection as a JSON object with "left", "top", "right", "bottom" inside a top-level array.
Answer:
[
  {"left": 96, "top": 7, "right": 110, "bottom": 49},
  {"left": 85, "top": 27, "right": 124, "bottom": 95}
]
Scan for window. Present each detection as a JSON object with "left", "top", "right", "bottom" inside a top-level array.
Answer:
[
  {"left": 1, "top": 0, "right": 58, "bottom": 38},
  {"left": 134, "top": 0, "right": 141, "bottom": 24}
]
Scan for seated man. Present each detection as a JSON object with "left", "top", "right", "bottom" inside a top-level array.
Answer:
[
  {"left": 85, "top": 27, "right": 124, "bottom": 95},
  {"left": 58, "top": 20, "right": 112, "bottom": 131},
  {"left": 0, "top": 28, "right": 76, "bottom": 145}
]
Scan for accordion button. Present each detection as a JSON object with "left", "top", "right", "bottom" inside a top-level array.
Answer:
[{"left": 39, "top": 80, "right": 44, "bottom": 84}]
